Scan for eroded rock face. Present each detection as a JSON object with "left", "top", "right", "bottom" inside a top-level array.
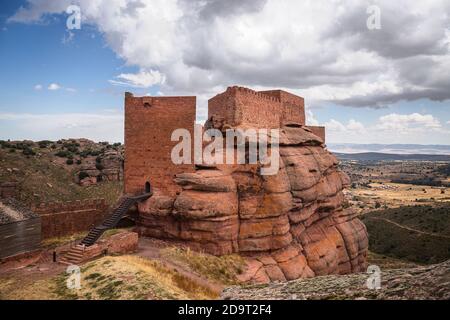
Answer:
[{"left": 136, "top": 126, "right": 368, "bottom": 283}]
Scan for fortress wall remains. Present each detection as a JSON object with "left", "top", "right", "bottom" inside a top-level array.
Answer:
[
  {"left": 124, "top": 93, "right": 196, "bottom": 196},
  {"left": 259, "top": 90, "right": 306, "bottom": 126},
  {"left": 209, "top": 86, "right": 282, "bottom": 129}
]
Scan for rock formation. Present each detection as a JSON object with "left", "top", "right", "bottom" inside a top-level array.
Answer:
[{"left": 127, "top": 86, "right": 368, "bottom": 283}]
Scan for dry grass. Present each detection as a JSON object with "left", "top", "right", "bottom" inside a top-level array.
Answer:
[
  {"left": 0, "top": 276, "right": 59, "bottom": 300},
  {"left": 1, "top": 255, "right": 218, "bottom": 300},
  {"left": 55, "top": 255, "right": 218, "bottom": 300},
  {"left": 161, "top": 246, "right": 246, "bottom": 285}
]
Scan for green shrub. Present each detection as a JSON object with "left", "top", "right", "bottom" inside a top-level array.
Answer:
[
  {"left": 66, "top": 159, "right": 74, "bottom": 165},
  {"left": 95, "top": 163, "right": 104, "bottom": 171},
  {"left": 55, "top": 150, "right": 71, "bottom": 158},
  {"left": 22, "top": 147, "right": 36, "bottom": 156},
  {"left": 76, "top": 159, "right": 82, "bottom": 165},
  {"left": 78, "top": 171, "right": 89, "bottom": 180},
  {"left": 38, "top": 140, "right": 53, "bottom": 148}
]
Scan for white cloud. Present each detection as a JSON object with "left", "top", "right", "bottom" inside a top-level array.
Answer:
[
  {"left": 48, "top": 83, "right": 61, "bottom": 90},
  {"left": 8, "top": 0, "right": 450, "bottom": 109},
  {"left": 324, "top": 113, "right": 449, "bottom": 144},
  {"left": 34, "top": 84, "right": 42, "bottom": 90},
  {"left": 325, "top": 119, "right": 366, "bottom": 135},
  {"left": 0, "top": 112, "right": 123, "bottom": 142},
  {"left": 377, "top": 113, "right": 442, "bottom": 132},
  {"left": 305, "top": 108, "right": 319, "bottom": 126},
  {"left": 65, "top": 87, "right": 77, "bottom": 93},
  {"left": 109, "top": 69, "right": 166, "bottom": 88}
]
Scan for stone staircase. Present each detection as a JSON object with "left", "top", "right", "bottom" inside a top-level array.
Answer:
[
  {"left": 59, "top": 190, "right": 153, "bottom": 265},
  {"left": 60, "top": 244, "right": 85, "bottom": 265}
]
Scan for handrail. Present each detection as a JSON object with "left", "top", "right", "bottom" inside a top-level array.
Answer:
[{"left": 79, "top": 190, "right": 153, "bottom": 247}]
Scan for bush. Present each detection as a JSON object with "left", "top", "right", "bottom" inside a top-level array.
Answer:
[
  {"left": 55, "top": 150, "right": 71, "bottom": 158},
  {"left": 9, "top": 148, "right": 16, "bottom": 153},
  {"left": 95, "top": 163, "right": 104, "bottom": 171},
  {"left": 66, "top": 159, "right": 74, "bottom": 165},
  {"left": 38, "top": 140, "right": 53, "bottom": 148},
  {"left": 78, "top": 171, "right": 89, "bottom": 180},
  {"left": 76, "top": 159, "right": 82, "bottom": 165},
  {"left": 22, "top": 147, "right": 36, "bottom": 156}
]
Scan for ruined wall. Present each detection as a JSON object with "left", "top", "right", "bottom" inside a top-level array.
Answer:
[
  {"left": 124, "top": 93, "right": 196, "bottom": 196},
  {"left": 306, "top": 126, "right": 326, "bottom": 143},
  {"left": 208, "top": 86, "right": 281, "bottom": 129},
  {"left": 32, "top": 199, "right": 108, "bottom": 239},
  {"left": 259, "top": 90, "right": 306, "bottom": 126}
]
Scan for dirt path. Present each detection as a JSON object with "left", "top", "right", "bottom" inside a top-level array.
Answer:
[{"left": 367, "top": 217, "right": 450, "bottom": 239}]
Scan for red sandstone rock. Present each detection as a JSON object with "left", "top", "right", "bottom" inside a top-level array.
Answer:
[{"left": 129, "top": 87, "right": 368, "bottom": 284}]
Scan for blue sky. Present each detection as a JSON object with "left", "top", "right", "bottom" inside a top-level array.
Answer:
[{"left": 0, "top": 1, "right": 449, "bottom": 145}]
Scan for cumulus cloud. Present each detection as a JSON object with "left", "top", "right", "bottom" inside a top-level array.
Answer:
[
  {"left": 377, "top": 113, "right": 442, "bottom": 131},
  {"left": 47, "top": 83, "right": 61, "bottom": 90},
  {"left": 8, "top": 0, "right": 450, "bottom": 110}
]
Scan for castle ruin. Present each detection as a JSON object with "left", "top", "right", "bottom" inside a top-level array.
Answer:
[{"left": 124, "top": 86, "right": 368, "bottom": 283}]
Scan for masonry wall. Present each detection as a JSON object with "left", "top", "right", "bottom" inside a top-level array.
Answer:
[
  {"left": 124, "top": 93, "right": 196, "bottom": 196},
  {"left": 32, "top": 199, "right": 109, "bottom": 239},
  {"left": 259, "top": 90, "right": 306, "bottom": 126},
  {"left": 306, "top": 125, "right": 326, "bottom": 143},
  {"left": 208, "top": 86, "right": 282, "bottom": 129}
]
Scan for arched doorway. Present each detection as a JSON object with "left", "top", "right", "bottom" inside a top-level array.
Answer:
[{"left": 145, "top": 181, "right": 151, "bottom": 193}]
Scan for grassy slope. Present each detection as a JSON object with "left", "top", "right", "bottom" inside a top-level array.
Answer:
[
  {"left": 0, "top": 255, "right": 219, "bottom": 300},
  {"left": 0, "top": 143, "right": 122, "bottom": 206},
  {"left": 362, "top": 204, "right": 450, "bottom": 264},
  {"left": 161, "top": 247, "right": 246, "bottom": 285}
]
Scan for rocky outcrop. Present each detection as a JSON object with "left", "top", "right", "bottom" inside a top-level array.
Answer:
[
  {"left": 136, "top": 125, "right": 368, "bottom": 283},
  {"left": 222, "top": 260, "right": 450, "bottom": 300},
  {"left": 77, "top": 150, "right": 123, "bottom": 185}
]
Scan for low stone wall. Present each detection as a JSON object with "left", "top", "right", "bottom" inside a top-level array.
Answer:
[
  {"left": 32, "top": 199, "right": 109, "bottom": 239},
  {"left": 70, "top": 231, "right": 139, "bottom": 263}
]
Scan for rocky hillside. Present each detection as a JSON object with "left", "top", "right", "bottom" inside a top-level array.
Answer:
[
  {"left": 0, "top": 139, "right": 123, "bottom": 205},
  {"left": 222, "top": 259, "right": 450, "bottom": 300}
]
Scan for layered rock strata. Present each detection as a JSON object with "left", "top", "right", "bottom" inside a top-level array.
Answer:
[{"left": 136, "top": 125, "right": 368, "bottom": 283}]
